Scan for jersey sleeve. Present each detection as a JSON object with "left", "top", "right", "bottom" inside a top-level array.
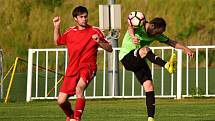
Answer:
[
  {"left": 57, "top": 28, "right": 72, "bottom": 45},
  {"left": 57, "top": 34, "right": 66, "bottom": 45},
  {"left": 93, "top": 27, "right": 109, "bottom": 43},
  {"left": 157, "top": 34, "right": 169, "bottom": 43}
]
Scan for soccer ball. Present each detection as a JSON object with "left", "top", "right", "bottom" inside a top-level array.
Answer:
[{"left": 128, "top": 11, "right": 145, "bottom": 28}]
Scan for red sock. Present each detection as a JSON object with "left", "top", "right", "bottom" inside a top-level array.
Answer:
[
  {"left": 59, "top": 101, "right": 74, "bottom": 119},
  {"left": 74, "top": 98, "right": 85, "bottom": 120}
]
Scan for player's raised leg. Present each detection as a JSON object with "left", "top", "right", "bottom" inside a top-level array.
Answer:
[
  {"left": 57, "top": 92, "right": 74, "bottom": 121},
  {"left": 143, "top": 80, "right": 155, "bottom": 121},
  {"left": 138, "top": 47, "right": 166, "bottom": 67},
  {"left": 138, "top": 47, "right": 176, "bottom": 74}
]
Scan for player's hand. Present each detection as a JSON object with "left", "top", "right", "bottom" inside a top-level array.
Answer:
[
  {"left": 185, "top": 48, "right": 194, "bottom": 59},
  {"left": 53, "top": 16, "right": 61, "bottom": 28},
  {"left": 132, "top": 36, "right": 139, "bottom": 45},
  {"left": 92, "top": 34, "right": 100, "bottom": 43}
]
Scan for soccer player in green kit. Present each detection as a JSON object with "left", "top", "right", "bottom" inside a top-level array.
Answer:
[{"left": 119, "top": 16, "right": 194, "bottom": 121}]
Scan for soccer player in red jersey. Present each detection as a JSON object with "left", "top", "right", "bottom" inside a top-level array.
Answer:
[{"left": 53, "top": 6, "right": 113, "bottom": 121}]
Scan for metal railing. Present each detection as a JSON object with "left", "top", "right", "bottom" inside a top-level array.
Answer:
[{"left": 26, "top": 46, "right": 215, "bottom": 102}]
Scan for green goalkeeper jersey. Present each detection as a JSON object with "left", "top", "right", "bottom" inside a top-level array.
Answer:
[{"left": 119, "top": 26, "right": 169, "bottom": 60}]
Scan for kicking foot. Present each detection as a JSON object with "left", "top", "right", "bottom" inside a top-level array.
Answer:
[
  {"left": 148, "top": 117, "right": 155, "bottom": 121},
  {"left": 164, "top": 52, "right": 177, "bottom": 74}
]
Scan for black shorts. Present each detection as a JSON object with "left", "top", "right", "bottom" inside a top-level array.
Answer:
[{"left": 121, "top": 49, "right": 152, "bottom": 85}]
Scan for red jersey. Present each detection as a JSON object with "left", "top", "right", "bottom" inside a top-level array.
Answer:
[{"left": 57, "top": 25, "right": 108, "bottom": 76}]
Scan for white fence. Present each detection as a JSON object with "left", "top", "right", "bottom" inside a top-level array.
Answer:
[{"left": 26, "top": 46, "right": 215, "bottom": 102}]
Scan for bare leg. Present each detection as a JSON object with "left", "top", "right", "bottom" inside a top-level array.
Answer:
[
  {"left": 74, "top": 77, "right": 87, "bottom": 121},
  {"left": 58, "top": 92, "right": 74, "bottom": 120}
]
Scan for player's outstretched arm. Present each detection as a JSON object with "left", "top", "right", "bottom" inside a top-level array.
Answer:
[
  {"left": 53, "top": 16, "right": 61, "bottom": 45},
  {"left": 128, "top": 25, "right": 139, "bottom": 45},
  {"left": 165, "top": 39, "right": 194, "bottom": 58},
  {"left": 92, "top": 34, "right": 113, "bottom": 52}
]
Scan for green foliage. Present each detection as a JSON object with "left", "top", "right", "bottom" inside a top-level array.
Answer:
[
  {"left": 0, "top": 0, "right": 214, "bottom": 69},
  {"left": 41, "top": 0, "right": 62, "bottom": 7},
  {"left": 36, "top": 0, "right": 63, "bottom": 11},
  {"left": 177, "top": 23, "right": 198, "bottom": 40}
]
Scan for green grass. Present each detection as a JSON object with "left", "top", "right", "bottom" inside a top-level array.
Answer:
[{"left": 0, "top": 99, "right": 215, "bottom": 121}]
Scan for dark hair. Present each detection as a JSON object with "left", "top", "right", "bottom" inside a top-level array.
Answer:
[
  {"left": 149, "top": 17, "right": 166, "bottom": 30},
  {"left": 72, "top": 6, "right": 88, "bottom": 17}
]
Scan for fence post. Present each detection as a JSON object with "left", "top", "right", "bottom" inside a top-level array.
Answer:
[
  {"left": 176, "top": 49, "right": 182, "bottom": 99},
  {"left": 26, "top": 49, "right": 33, "bottom": 102}
]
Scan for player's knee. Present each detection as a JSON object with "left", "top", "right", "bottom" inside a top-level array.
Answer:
[
  {"left": 143, "top": 80, "right": 154, "bottom": 92},
  {"left": 57, "top": 97, "right": 66, "bottom": 105},
  {"left": 75, "top": 87, "right": 84, "bottom": 98},
  {"left": 139, "top": 47, "right": 151, "bottom": 58},
  {"left": 57, "top": 93, "right": 68, "bottom": 105}
]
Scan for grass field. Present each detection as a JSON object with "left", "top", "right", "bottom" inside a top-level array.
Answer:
[{"left": 0, "top": 98, "right": 215, "bottom": 121}]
